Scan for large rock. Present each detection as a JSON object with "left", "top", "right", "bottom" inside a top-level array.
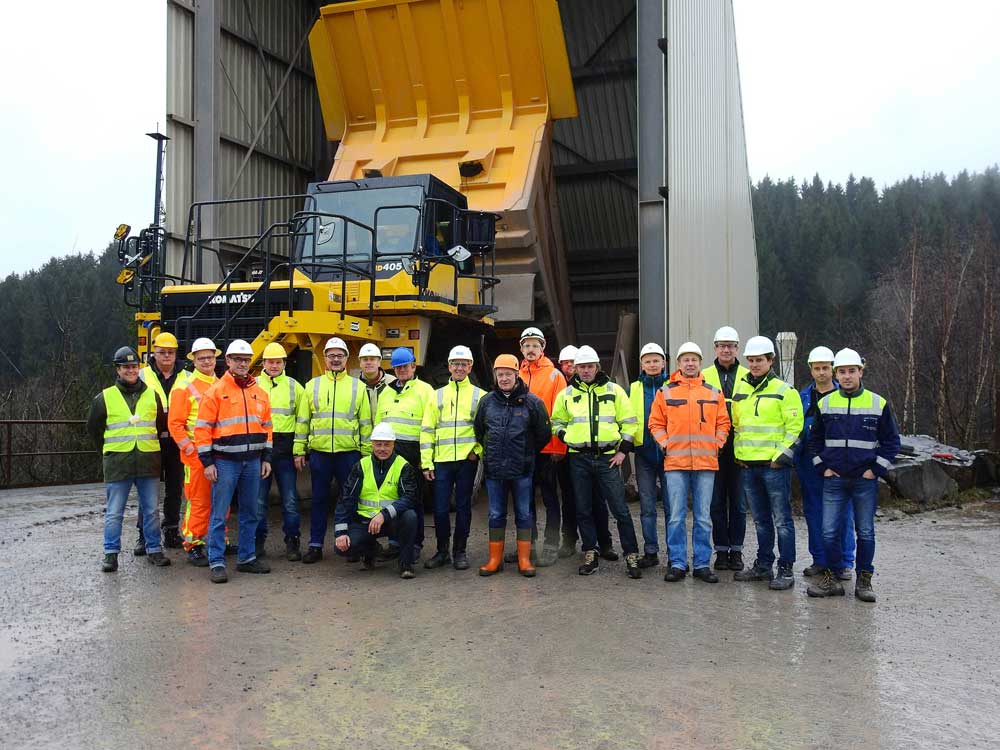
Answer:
[
  {"left": 895, "top": 434, "right": 980, "bottom": 491},
  {"left": 973, "top": 450, "right": 1000, "bottom": 486},
  {"left": 885, "top": 460, "right": 959, "bottom": 504}
]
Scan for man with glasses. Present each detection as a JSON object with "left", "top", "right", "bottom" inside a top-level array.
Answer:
[
  {"left": 702, "top": 326, "right": 750, "bottom": 572},
  {"left": 295, "top": 338, "right": 373, "bottom": 564}
]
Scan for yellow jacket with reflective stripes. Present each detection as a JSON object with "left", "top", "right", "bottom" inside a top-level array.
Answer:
[
  {"left": 421, "top": 377, "right": 484, "bottom": 470},
  {"left": 376, "top": 376, "right": 435, "bottom": 443},
  {"left": 258, "top": 372, "right": 305, "bottom": 434},
  {"left": 139, "top": 366, "right": 191, "bottom": 423},
  {"left": 102, "top": 386, "right": 159, "bottom": 453},
  {"left": 294, "top": 370, "right": 372, "bottom": 455},
  {"left": 551, "top": 372, "right": 638, "bottom": 453},
  {"left": 732, "top": 372, "right": 803, "bottom": 464},
  {"left": 357, "top": 454, "right": 407, "bottom": 518}
]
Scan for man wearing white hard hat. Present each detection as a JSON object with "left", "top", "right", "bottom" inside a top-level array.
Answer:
[
  {"left": 294, "top": 337, "right": 373, "bottom": 564},
  {"left": 194, "top": 339, "right": 273, "bottom": 583},
  {"left": 551, "top": 345, "right": 643, "bottom": 579},
  {"left": 358, "top": 342, "right": 399, "bottom": 560},
  {"left": 806, "top": 349, "right": 900, "bottom": 603},
  {"left": 516, "top": 326, "right": 567, "bottom": 567},
  {"left": 796, "top": 346, "right": 855, "bottom": 580},
  {"left": 628, "top": 343, "right": 669, "bottom": 569},
  {"left": 703, "top": 325, "right": 750, "bottom": 571},
  {"left": 731, "top": 336, "right": 802, "bottom": 591},
  {"left": 420, "top": 345, "right": 484, "bottom": 571},
  {"left": 333, "top": 423, "right": 421, "bottom": 579},
  {"left": 649, "top": 342, "right": 730, "bottom": 583},
  {"left": 167, "top": 337, "right": 219, "bottom": 566}
]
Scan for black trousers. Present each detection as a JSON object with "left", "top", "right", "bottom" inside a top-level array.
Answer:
[
  {"left": 710, "top": 444, "right": 746, "bottom": 551},
  {"left": 392, "top": 440, "right": 425, "bottom": 550},
  {"left": 137, "top": 438, "right": 183, "bottom": 531},
  {"left": 344, "top": 510, "right": 418, "bottom": 567},
  {"left": 557, "top": 456, "right": 613, "bottom": 548}
]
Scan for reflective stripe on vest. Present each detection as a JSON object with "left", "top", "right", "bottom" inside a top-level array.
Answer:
[
  {"left": 556, "top": 381, "right": 632, "bottom": 453},
  {"left": 357, "top": 454, "right": 406, "bottom": 518},
  {"left": 424, "top": 380, "right": 482, "bottom": 463},
  {"left": 262, "top": 374, "right": 299, "bottom": 433},
  {"left": 102, "top": 386, "right": 159, "bottom": 453},
  {"left": 300, "top": 372, "right": 363, "bottom": 452},
  {"left": 732, "top": 376, "right": 800, "bottom": 462},
  {"left": 378, "top": 377, "right": 434, "bottom": 442}
]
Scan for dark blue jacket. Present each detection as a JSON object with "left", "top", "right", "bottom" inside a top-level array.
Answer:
[
  {"left": 807, "top": 386, "right": 901, "bottom": 478},
  {"left": 334, "top": 452, "right": 419, "bottom": 535},
  {"left": 795, "top": 382, "right": 838, "bottom": 464},
  {"left": 635, "top": 372, "right": 667, "bottom": 466},
  {"left": 474, "top": 379, "right": 551, "bottom": 480}
]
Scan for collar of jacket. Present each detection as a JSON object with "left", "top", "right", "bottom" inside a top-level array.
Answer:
[
  {"left": 640, "top": 371, "right": 667, "bottom": 388},
  {"left": 571, "top": 370, "right": 610, "bottom": 390},
  {"left": 668, "top": 369, "right": 702, "bottom": 386},
  {"left": 745, "top": 369, "right": 774, "bottom": 389},
  {"left": 116, "top": 377, "right": 145, "bottom": 394},
  {"left": 448, "top": 376, "right": 474, "bottom": 392},
  {"left": 390, "top": 375, "right": 418, "bottom": 394},
  {"left": 713, "top": 357, "right": 742, "bottom": 373},
  {"left": 497, "top": 378, "right": 528, "bottom": 401},
  {"left": 839, "top": 384, "right": 866, "bottom": 399},
  {"left": 193, "top": 369, "right": 216, "bottom": 385},
  {"left": 222, "top": 370, "right": 257, "bottom": 389},
  {"left": 372, "top": 451, "right": 399, "bottom": 472},
  {"left": 519, "top": 355, "right": 553, "bottom": 375},
  {"left": 363, "top": 370, "right": 386, "bottom": 388},
  {"left": 324, "top": 369, "right": 349, "bottom": 383}
]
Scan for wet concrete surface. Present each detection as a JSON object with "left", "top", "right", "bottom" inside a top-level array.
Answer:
[{"left": 1, "top": 484, "right": 998, "bottom": 749}]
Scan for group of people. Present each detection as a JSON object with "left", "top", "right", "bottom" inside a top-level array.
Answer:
[{"left": 91, "top": 324, "right": 900, "bottom": 602}]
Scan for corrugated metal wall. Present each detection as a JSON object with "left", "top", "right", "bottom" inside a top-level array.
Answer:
[{"left": 664, "top": 0, "right": 758, "bottom": 353}]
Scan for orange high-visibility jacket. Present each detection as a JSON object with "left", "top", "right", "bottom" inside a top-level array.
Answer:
[
  {"left": 519, "top": 355, "right": 568, "bottom": 456},
  {"left": 648, "top": 369, "right": 730, "bottom": 471},
  {"left": 168, "top": 370, "right": 217, "bottom": 464},
  {"left": 194, "top": 371, "right": 273, "bottom": 467}
]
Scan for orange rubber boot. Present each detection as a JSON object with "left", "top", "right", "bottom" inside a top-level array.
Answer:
[
  {"left": 517, "top": 539, "right": 536, "bottom": 577},
  {"left": 479, "top": 540, "right": 505, "bottom": 576}
]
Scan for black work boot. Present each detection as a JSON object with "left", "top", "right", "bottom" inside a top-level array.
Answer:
[
  {"left": 728, "top": 551, "right": 745, "bottom": 571},
  {"left": 769, "top": 563, "right": 794, "bottom": 590},
  {"left": 578, "top": 550, "right": 599, "bottom": 576},
  {"left": 236, "top": 559, "right": 271, "bottom": 574},
  {"left": 558, "top": 537, "right": 577, "bottom": 558},
  {"left": 599, "top": 545, "right": 619, "bottom": 561},
  {"left": 713, "top": 551, "right": 730, "bottom": 570},
  {"left": 285, "top": 536, "right": 302, "bottom": 562},
  {"left": 663, "top": 566, "right": 687, "bottom": 583},
  {"left": 187, "top": 547, "right": 209, "bottom": 567},
  {"left": 855, "top": 571, "right": 876, "bottom": 603},
  {"left": 807, "top": 569, "right": 846, "bottom": 598},
  {"left": 692, "top": 567, "right": 719, "bottom": 583},
  {"left": 147, "top": 551, "right": 172, "bottom": 567},
  {"left": 624, "top": 553, "right": 643, "bottom": 579},
  {"left": 133, "top": 534, "right": 146, "bottom": 557},
  {"left": 210, "top": 566, "right": 228, "bottom": 584},
  {"left": 224, "top": 543, "right": 238, "bottom": 557},
  {"left": 162, "top": 526, "right": 183, "bottom": 549},
  {"left": 377, "top": 543, "right": 400, "bottom": 561},
  {"left": 638, "top": 553, "right": 659, "bottom": 569},
  {"left": 424, "top": 550, "right": 452, "bottom": 569},
  {"left": 362, "top": 554, "right": 377, "bottom": 570},
  {"left": 255, "top": 538, "right": 267, "bottom": 559},
  {"left": 399, "top": 564, "right": 416, "bottom": 580},
  {"left": 734, "top": 560, "right": 773, "bottom": 582},
  {"left": 102, "top": 553, "right": 119, "bottom": 573},
  {"left": 452, "top": 551, "right": 470, "bottom": 570},
  {"left": 302, "top": 546, "right": 323, "bottom": 564},
  {"left": 802, "top": 562, "right": 825, "bottom": 577}
]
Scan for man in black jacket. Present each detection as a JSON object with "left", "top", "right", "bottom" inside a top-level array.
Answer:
[
  {"left": 473, "top": 354, "right": 551, "bottom": 577},
  {"left": 334, "top": 423, "right": 421, "bottom": 579}
]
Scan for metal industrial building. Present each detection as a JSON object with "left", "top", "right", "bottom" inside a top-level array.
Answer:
[{"left": 164, "top": 0, "right": 757, "bottom": 363}]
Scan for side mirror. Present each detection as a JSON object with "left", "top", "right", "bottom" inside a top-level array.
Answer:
[
  {"left": 114, "top": 224, "right": 130, "bottom": 241},
  {"left": 462, "top": 212, "right": 497, "bottom": 254}
]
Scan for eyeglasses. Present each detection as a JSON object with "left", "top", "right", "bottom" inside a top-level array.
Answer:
[
  {"left": 229, "top": 357, "right": 251, "bottom": 365},
  {"left": 448, "top": 361, "right": 471, "bottom": 368},
  {"left": 325, "top": 353, "right": 347, "bottom": 360},
  {"left": 715, "top": 343, "right": 737, "bottom": 350}
]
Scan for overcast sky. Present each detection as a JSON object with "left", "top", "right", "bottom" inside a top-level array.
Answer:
[{"left": 1, "top": 0, "right": 997, "bottom": 276}]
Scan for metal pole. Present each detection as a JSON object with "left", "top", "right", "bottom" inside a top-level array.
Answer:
[{"left": 147, "top": 132, "right": 170, "bottom": 228}]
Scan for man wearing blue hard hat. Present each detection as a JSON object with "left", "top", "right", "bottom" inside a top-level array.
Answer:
[{"left": 375, "top": 347, "right": 436, "bottom": 559}]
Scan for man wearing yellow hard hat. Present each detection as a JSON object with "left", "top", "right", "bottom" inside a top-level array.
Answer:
[
  {"left": 255, "top": 342, "right": 306, "bottom": 561},
  {"left": 135, "top": 330, "right": 192, "bottom": 553}
]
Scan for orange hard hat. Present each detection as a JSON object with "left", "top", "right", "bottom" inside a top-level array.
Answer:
[{"left": 493, "top": 354, "right": 520, "bottom": 371}]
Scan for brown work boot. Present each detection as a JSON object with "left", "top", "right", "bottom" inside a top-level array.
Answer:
[
  {"left": 807, "top": 568, "right": 845, "bottom": 598},
  {"left": 855, "top": 571, "right": 876, "bottom": 603}
]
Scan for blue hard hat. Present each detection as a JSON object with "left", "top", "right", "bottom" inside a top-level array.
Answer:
[{"left": 390, "top": 347, "right": 416, "bottom": 367}]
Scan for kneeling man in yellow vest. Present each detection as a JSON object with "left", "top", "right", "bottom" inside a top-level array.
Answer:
[{"left": 334, "top": 423, "right": 421, "bottom": 579}]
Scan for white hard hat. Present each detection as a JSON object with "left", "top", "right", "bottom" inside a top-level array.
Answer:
[
  {"left": 833, "top": 348, "right": 864, "bottom": 369},
  {"left": 558, "top": 345, "right": 578, "bottom": 363},
  {"left": 370, "top": 422, "right": 396, "bottom": 441},
  {"left": 574, "top": 345, "right": 600, "bottom": 365},
  {"left": 639, "top": 342, "right": 666, "bottom": 359},
  {"left": 807, "top": 346, "right": 835, "bottom": 364},
  {"left": 676, "top": 341, "right": 703, "bottom": 359},
  {"left": 448, "top": 345, "right": 474, "bottom": 362},
  {"left": 359, "top": 343, "right": 382, "bottom": 359},
  {"left": 519, "top": 326, "right": 545, "bottom": 344},
  {"left": 743, "top": 336, "right": 775, "bottom": 357},
  {"left": 324, "top": 337, "right": 348, "bottom": 354},
  {"left": 188, "top": 337, "right": 220, "bottom": 359},
  {"left": 714, "top": 326, "right": 740, "bottom": 344},
  {"left": 225, "top": 339, "right": 253, "bottom": 356}
]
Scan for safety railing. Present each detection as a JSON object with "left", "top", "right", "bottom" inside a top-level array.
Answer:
[{"left": 0, "top": 419, "right": 99, "bottom": 488}]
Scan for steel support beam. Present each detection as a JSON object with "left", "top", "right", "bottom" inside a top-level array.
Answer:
[{"left": 636, "top": 0, "right": 667, "bottom": 348}]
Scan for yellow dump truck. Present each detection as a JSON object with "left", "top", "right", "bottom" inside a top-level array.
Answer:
[{"left": 119, "top": 0, "right": 578, "bottom": 383}]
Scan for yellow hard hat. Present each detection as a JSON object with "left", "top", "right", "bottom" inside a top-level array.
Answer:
[
  {"left": 153, "top": 332, "right": 178, "bottom": 349},
  {"left": 262, "top": 342, "right": 287, "bottom": 360}
]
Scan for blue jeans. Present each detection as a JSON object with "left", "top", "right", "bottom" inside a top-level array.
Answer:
[
  {"left": 822, "top": 476, "right": 877, "bottom": 573},
  {"left": 665, "top": 470, "right": 715, "bottom": 570},
  {"left": 486, "top": 475, "right": 533, "bottom": 529},
  {"left": 742, "top": 465, "right": 795, "bottom": 569},
  {"left": 635, "top": 453, "right": 664, "bottom": 554},
  {"left": 568, "top": 453, "right": 639, "bottom": 554},
  {"left": 797, "top": 456, "right": 855, "bottom": 569},
  {"left": 208, "top": 458, "right": 262, "bottom": 567},
  {"left": 308, "top": 450, "right": 361, "bottom": 549},
  {"left": 432, "top": 459, "right": 477, "bottom": 553},
  {"left": 104, "top": 476, "right": 162, "bottom": 553},
  {"left": 255, "top": 455, "right": 300, "bottom": 541}
]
